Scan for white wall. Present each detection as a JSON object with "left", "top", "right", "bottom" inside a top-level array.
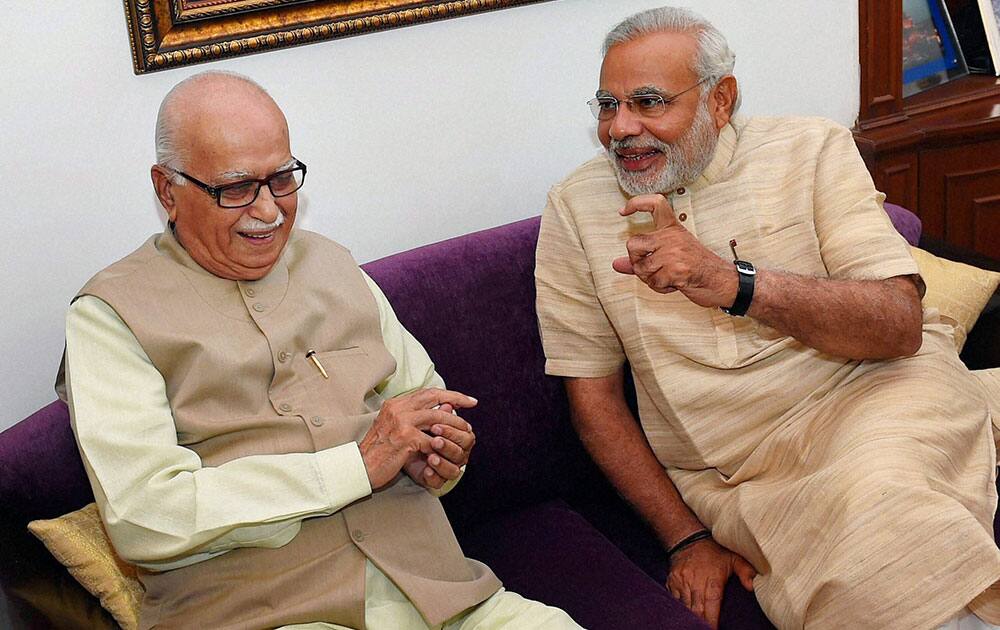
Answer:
[{"left": 0, "top": 1, "right": 859, "bottom": 429}]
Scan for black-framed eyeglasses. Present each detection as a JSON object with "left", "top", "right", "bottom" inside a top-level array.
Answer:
[
  {"left": 170, "top": 159, "right": 307, "bottom": 209},
  {"left": 587, "top": 78, "right": 708, "bottom": 121}
]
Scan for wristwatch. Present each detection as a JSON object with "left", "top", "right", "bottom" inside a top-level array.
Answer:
[{"left": 721, "top": 260, "right": 755, "bottom": 317}]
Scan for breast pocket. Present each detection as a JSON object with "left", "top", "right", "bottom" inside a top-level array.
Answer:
[
  {"left": 293, "top": 346, "right": 384, "bottom": 416},
  {"left": 756, "top": 221, "right": 826, "bottom": 277}
]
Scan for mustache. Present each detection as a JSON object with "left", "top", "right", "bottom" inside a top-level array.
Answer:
[
  {"left": 609, "top": 136, "right": 671, "bottom": 153},
  {"left": 236, "top": 212, "right": 286, "bottom": 233}
]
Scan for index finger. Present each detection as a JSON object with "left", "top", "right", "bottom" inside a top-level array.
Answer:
[
  {"left": 415, "top": 409, "right": 471, "bottom": 434},
  {"left": 619, "top": 193, "right": 678, "bottom": 230},
  {"left": 702, "top": 578, "right": 724, "bottom": 630},
  {"left": 403, "top": 388, "right": 479, "bottom": 411}
]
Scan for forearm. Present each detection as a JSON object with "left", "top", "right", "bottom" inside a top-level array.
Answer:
[
  {"left": 67, "top": 296, "right": 373, "bottom": 567},
  {"left": 747, "top": 270, "right": 923, "bottom": 359},
  {"left": 566, "top": 373, "right": 704, "bottom": 549},
  {"left": 81, "top": 443, "right": 371, "bottom": 569}
]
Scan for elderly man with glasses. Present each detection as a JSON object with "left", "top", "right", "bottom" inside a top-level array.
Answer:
[
  {"left": 58, "top": 70, "right": 580, "bottom": 630},
  {"left": 535, "top": 6, "right": 1000, "bottom": 630}
]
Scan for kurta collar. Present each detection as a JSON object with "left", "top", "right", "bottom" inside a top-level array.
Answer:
[
  {"left": 690, "top": 117, "right": 739, "bottom": 192},
  {"left": 154, "top": 226, "right": 291, "bottom": 315}
]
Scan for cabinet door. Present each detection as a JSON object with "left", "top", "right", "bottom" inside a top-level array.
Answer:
[
  {"left": 873, "top": 152, "right": 919, "bottom": 218},
  {"left": 920, "top": 139, "right": 1000, "bottom": 257}
]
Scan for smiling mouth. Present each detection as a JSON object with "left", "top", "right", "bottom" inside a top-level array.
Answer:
[
  {"left": 616, "top": 148, "right": 662, "bottom": 170},
  {"left": 238, "top": 230, "right": 276, "bottom": 241}
]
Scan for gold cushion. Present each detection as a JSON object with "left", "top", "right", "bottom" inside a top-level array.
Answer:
[
  {"left": 910, "top": 246, "right": 1000, "bottom": 351},
  {"left": 28, "top": 503, "right": 142, "bottom": 630}
]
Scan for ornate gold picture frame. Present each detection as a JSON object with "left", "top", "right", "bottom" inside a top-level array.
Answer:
[{"left": 124, "top": 0, "right": 549, "bottom": 74}]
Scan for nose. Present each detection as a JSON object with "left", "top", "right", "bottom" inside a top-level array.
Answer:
[
  {"left": 608, "top": 103, "right": 643, "bottom": 141},
  {"left": 246, "top": 185, "right": 281, "bottom": 223}
]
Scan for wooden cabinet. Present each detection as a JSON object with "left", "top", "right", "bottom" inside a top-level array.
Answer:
[{"left": 853, "top": 0, "right": 1000, "bottom": 257}]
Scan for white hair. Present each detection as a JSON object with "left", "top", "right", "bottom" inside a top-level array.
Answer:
[
  {"left": 154, "top": 70, "right": 270, "bottom": 183},
  {"left": 603, "top": 6, "right": 740, "bottom": 114}
]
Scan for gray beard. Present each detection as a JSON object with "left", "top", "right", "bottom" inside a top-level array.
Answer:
[{"left": 608, "top": 102, "right": 719, "bottom": 196}]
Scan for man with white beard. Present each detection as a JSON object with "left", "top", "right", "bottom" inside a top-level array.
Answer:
[{"left": 535, "top": 6, "right": 1000, "bottom": 630}]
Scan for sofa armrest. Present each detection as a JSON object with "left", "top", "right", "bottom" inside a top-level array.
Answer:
[{"left": 917, "top": 235, "right": 1000, "bottom": 370}]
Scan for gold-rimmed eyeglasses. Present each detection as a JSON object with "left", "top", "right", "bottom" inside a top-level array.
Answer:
[{"left": 587, "top": 78, "right": 708, "bottom": 121}]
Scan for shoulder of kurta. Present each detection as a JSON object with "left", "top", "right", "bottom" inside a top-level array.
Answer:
[
  {"left": 77, "top": 234, "right": 163, "bottom": 300},
  {"left": 288, "top": 228, "right": 351, "bottom": 255},
  {"left": 551, "top": 154, "right": 619, "bottom": 197},
  {"left": 285, "top": 228, "right": 362, "bottom": 271},
  {"left": 731, "top": 116, "right": 848, "bottom": 160}
]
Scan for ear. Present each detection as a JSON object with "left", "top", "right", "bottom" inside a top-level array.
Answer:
[
  {"left": 708, "top": 75, "right": 738, "bottom": 130},
  {"left": 151, "top": 165, "right": 179, "bottom": 223}
]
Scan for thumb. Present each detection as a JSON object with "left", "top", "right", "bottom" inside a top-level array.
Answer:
[
  {"left": 612, "top": 256, "right": 635, "bottom": 275},
  {"left": 652, "top": 204, "right": 679, "bottom": 231},
  {"left": 734, "top": 556, "right": 756, "bottom": 592}
]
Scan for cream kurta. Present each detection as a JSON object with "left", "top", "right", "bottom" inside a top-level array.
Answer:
[{"left": 536, "top": 116, "right": 1000, "bottom": 629}]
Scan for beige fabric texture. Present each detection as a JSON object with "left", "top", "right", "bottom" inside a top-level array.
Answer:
[
  {"left": 535, "top": 116, "right": 1000, "bottom": 629},
  {"left": 910, "top": 246, "right": 1000, "bottom": 351},
  {"left": 28, "top": 503, "right": 142, "bottom": 630}
]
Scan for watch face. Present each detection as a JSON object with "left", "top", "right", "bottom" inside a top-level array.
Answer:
[{"left": 735, "top": 260, "right": 756, "bottom": 275}]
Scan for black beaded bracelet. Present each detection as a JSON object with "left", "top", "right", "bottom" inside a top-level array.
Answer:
[{"left": 667, "top": 529, "right": 713, "bottom": 559}]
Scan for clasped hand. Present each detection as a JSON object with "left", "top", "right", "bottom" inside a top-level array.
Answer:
[
  {"left": 359, "top": 388, "right": 477, "bottom": 490},
  {"left": 612, "top": 194, "right": 738, "bottom": 309}
]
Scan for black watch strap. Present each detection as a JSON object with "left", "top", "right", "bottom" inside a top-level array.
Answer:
[{"left": 721, "top": 260, "right": 755, "bottom": 317}]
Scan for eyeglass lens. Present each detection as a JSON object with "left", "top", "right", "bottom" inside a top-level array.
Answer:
[
  {"left": 218, "top": 167, "right": 306, "bottom": 208},
  {"left": 588, "top": 95, "right": 667, "bottom": 121}
]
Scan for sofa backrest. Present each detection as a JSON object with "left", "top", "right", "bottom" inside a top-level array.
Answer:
[{"left": 0, "top": 400, "right": 89, "bottom": 526}]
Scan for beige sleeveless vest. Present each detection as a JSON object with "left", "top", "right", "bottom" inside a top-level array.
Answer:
[{"left": 75, "top": 228, "right": 500, "bottom": 629}]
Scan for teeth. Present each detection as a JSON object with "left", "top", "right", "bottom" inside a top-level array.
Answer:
[
  {"left": 243, "top": 232, "right": 273, "bottom": 239},
  {"left": 622, "top": 151, "right": 656, "bottom": 161}
]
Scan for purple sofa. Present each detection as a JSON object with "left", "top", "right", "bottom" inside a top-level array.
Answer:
[{"left": 2, "top": 206, "right": 998, "bottom": 630}]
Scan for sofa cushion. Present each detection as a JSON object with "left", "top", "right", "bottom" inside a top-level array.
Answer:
[
  {"left": 456, "top": 498, "right": 708, "bottom": 630},
  {"left": 910, "top": 246, "right": 1000, "bottom": 351},
  {"left": 27, "top": 503, "right": 140, "bottom": 630},
  {"left": 884, "top": 202, "right": 922, "bottom": 246}
]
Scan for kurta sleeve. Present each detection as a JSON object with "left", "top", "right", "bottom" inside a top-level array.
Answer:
[
  {"left": 535, "top": 186, "right": 626, "bottom": 377},
  {"left": 65, "top": 296, "right": 373, "bottom": 571},
  {"left": 811, "top": 123, "right": 920, "bottom": 282}
]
